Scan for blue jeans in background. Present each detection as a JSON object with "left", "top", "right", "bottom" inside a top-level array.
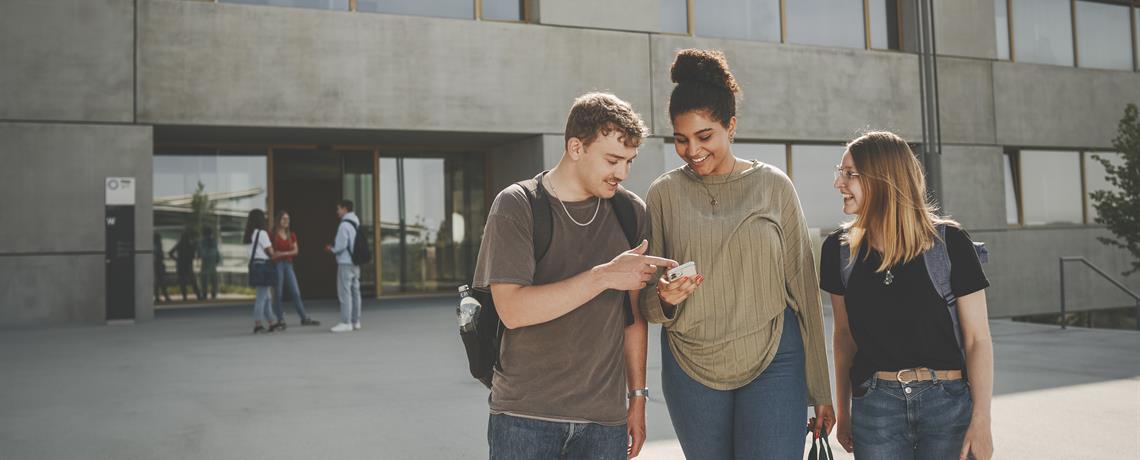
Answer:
[
  {"left": 252, "top": 286, "right": 273, "bottom": 323},
  {"left": 487, "top": 414, "right": 627, "bottom": 460},
  {"left": 272, "top": 261, "right": 308, "bottom": 322},
  {"left": 661, "top": 307, "right": 808, "bottom": 460},
  {"left": 851, "top": 374, "right": 972, "bottom": 460}
]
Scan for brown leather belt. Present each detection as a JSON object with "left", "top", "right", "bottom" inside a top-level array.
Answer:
[{"left": 875, "top": 367, "right": 963, "bottom": 383}]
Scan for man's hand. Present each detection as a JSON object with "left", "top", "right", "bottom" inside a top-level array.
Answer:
[
  {"left": 626, "top": 397, "right": 646, "bottom": 459},
  {"left": 324, "top": 244, "right": 333, "bottom": 253},
  {"left": 594, "top": 240, "right": 676, "bottom": 291},
  {"left": 960, "top": 416, "right": 993, "bottom": 460}
]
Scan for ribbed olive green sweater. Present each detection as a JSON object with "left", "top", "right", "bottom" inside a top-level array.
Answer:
[{"left": 639, "top": 161, "right": 832, "bottom": 406}]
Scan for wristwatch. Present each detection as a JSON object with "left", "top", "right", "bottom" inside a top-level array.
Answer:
[{"left": 627, "top": 388, "right": 650, "bottom": 399}]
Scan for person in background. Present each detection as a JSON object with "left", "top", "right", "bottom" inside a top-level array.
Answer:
[
  {"left": 153, "top": 232, "right": 172, "bottom": 304},
  {"left": 168, "top": 230, "right": 202, "bottom": 301},
  {"left": 244, "top": 209, "right": 279, "bottom": 334},
  {"left": 271, "top": 210, "right": 319, "bottom": 328},
  {"left": 326, "top": 200, "right": 362, "bottom": 333},
  {"left": 198, "top": 226, "right": 220, "bottom": 301}
]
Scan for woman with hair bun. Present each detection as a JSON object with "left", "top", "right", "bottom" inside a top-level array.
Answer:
[{"left": 639, "top": 49, "right": 835, "bottom": 458}]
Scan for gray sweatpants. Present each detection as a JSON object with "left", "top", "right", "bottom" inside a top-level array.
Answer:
[{"left": 337, "top": 264, "right": 362, "bottom": 325}]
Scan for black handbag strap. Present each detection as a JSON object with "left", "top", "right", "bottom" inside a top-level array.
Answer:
[{"left": 248, "top": 229, "right": 265, "bottom": 263}]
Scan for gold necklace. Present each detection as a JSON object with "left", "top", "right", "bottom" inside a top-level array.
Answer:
[{"left": 695, "top": 159, "right": 741, "bottom": 207}]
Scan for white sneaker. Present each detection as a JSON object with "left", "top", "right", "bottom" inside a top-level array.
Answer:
[
  {"left": 353, "top": 322, "right": 362, "bottom": 330},
  {"left": 330, "top": 323, "right": 353, "bottom": 333}
]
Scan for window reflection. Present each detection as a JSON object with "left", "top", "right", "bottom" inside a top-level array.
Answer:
[
  {"left": 996, "top": 0, "right": 1011, "bottom": 60},
  {"left": 661, "top": 0, "right": 689, "bottom": 34},
  {"left": 1084, "top": 152, "right": 1124, "bottom": 223},
  {"left": 1011, "top": 0, "right": 1074, "bottom": 66},
  {"left": 153, "top": 151, "right": 268, "bottom": 302},
  {"left": 785, "top": 0, "right": 865, "bottom": 49},
  {"left": 1004, "top": 152, "right": 1020, "bottom": 225},
  {"left": 693, "top": 0, "right": 780, "bottom": 42},
  {"left": 1020, "top": 150, "right": 1082, "bottom": 225},
  {"left": 219, "top": 0, "right": 349, "bottom": 11},
  {"left": 868, "top": 0, "right": 900, "bottom": 50},
  {"left": 380, "top": 155, "right": 485, "bottom": 294},
  {"left": 1075, "top": 1, "right": 1132, "bottom": 71},
  {"left": 357, "top": 0, "right": 474, "bottom": 20},
  {"left": 482, "top": 0, "right": 522, "bottom": 21}
]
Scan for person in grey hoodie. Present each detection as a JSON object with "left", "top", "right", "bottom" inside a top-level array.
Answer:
[{"left": 325, "top": 199, "right": 361, "bottom": 333}]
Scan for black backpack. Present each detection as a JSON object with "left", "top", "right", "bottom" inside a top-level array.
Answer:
[
  {"left": 341, "top": 219, "right": 372, "bottom": 266},
  {"left": 462, "top": 172, "right": 640, "bottom": 388}
]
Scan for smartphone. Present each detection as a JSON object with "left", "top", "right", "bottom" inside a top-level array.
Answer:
[{"left": 666, "top": 261, "right": 697, "bottom": 281}]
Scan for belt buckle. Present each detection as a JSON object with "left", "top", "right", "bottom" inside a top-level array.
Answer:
[{"left": 896, "top": 369, "right": 917, "bottom": 385}]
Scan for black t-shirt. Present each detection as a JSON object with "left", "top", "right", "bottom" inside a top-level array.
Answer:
[{"left": 820, "top": 225, "right": 989, "bottom": 386}]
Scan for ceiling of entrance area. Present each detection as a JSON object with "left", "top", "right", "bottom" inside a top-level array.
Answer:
[{"left": 154, "top": 125, "right": 533, "bottom": 149}]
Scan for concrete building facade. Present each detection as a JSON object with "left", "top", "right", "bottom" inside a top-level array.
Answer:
[{"left": 1, "top": 0, "right": 1138, "bottom": 324}]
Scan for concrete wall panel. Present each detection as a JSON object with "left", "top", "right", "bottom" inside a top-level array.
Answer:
[
  {"left": 938, "top": 57, "right": 996, "bottom": 145},
  {"left": 973, "top": 227, "right": 1140, "bottom": 317},
  {"left": 994, "top": 62, "right": 1140, "bottom": 148},
  {"left": 650, "top": 36, "right": 922, "bottom": 142},
  {"left": 138, "top": 1, "right": 653, "bottom": 134},
  {"left": 941, "top": 145, "right": 1005, "bottom": 230},
  {"left": 0, "top": 255, "right": 104, "bottom": 323},
  {"left": 0, "top": 0, "right": 134, "bottom": 122},
  {"left": 0, "top": 123, "right": 153, "bottom": 254}
]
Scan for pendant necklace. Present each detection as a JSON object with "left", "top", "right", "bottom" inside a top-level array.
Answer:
[{"left": 696, "top": 159, "right": 740, "bottom": 207}]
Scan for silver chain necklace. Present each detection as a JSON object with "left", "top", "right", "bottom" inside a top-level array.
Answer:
[
  {"left": 545, "top": 174, "right": 601, "bottom": 227},
  {"left": 695, "top": 159, "right": 741, "bottom": 207}
]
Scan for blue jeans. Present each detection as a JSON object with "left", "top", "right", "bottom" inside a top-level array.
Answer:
[
  {"left": 252, "top": 286, "right": 273, "bottom": 323},
  {"left": 661, "top": 307, "right": 808, "bottom": 460},
  {"left": 487, "top": 414, "right": 628, "bottom": 460},
  {"left": 851, "top": 375, "right": 973, "bottom": 460},
  {"left": 272, "top": 261, "right": 308, "bottom": 321},
  {"left": 337, "top": 264, "right": 361, "bottom": 325}
]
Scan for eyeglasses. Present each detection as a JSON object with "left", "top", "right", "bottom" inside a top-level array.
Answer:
[{"left": 834, "top": 166, "right": 860, "bottom": 182}]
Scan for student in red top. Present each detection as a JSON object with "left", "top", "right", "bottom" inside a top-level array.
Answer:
[{"left": 270, "top": 210, "right": 319, "bottom": 330}]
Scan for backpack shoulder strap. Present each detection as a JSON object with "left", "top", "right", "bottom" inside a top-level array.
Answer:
[
  {"left": 609, "top": 187, "right": 639, "bottom": 247},
  {"left": 924, "top": 225, "right": 954, "bottom": 306},
  {"left": 924, "top": 224, "right": 966, "bottom": 360},
  {"left": 517, "top": 173, "right": 553, "bottom": 264},
  {"left": 340, "top": 219, "right": 358, "bottom": 256}
]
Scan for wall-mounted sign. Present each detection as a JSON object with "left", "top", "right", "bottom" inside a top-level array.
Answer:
[{"left": 106, "top": 177, "right": 135, "bottom": 206}]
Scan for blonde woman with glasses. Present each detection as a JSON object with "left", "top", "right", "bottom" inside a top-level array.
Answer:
[{"left": 821, "top": 131, "right": 994, "bottom": 460}]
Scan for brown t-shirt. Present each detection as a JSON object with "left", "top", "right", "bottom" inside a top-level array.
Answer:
[{"left": 472, "top": 180, "right": 647, "bottom": 426}]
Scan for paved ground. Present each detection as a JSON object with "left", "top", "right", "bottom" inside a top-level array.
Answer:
[{"left": 1, "top": 297, "right": 1137, "bottom": 459}]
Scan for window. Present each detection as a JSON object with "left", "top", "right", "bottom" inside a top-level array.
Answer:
[
  {"left": 357, "top": 0, "right": 474, "bottom": 20},
  {"left": 996, "top": 0, "right": 1011, "bottom": 60},
  {"left": 153, "top": 150, "right": 268, "bottom": 303},
  {"left": 482, "top": 0, "right": 523, "bottom": 21},
  {"left": 785, "top": 0, "right": 866, "bottom": 49},
  {"left": 1011, "top": 0, "right": 1074, "bottom": 66},
  {"left": 661, "top": 0, "right": 689, "bottom": 34},
  {"left": 219, "top": 0, "right": 349, "bottom": 11},
  {"left": 1084, "top": 151, "right": 1125, "bottom": 223},
  {"left": 1076, "top": 1, "right": 1133, "bottom": 71},
  {"left": 868, "top": 0, "right": 901, "bottom": 50},
  {"left": 693, "top": 0, "right": 781, "bottom": 42},
  {"left": 791, "top": 144, "right": 849, "bottom": 230},
  {"left": 1004, "top": 151, "right": 1020, "bottom": 225},
  {"left": 1020, "top": 150, "right": 1083, "bottom": 225}
]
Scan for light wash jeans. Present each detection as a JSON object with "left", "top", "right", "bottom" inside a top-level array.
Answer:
[
  {"left": 273, "top": 261, "right": 308, "bottom": 322},
  {"left": 851, "top": 373, "right": 973, "bottom": 459},
  {"left": 337, "top": 264, "right": 361, "bottom": 325},
  {"left": 252, "top": 286, "right": 273, "bottom": 323},
  {"left": 487, "top": 414, "right": 628, "bottom": 460},
  {"left": 661, "top": 307, "right": 809, "bottom": 460}
]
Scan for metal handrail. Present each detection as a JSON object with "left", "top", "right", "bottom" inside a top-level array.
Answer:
[{"left": 1059, "top": 257, "right": 1140, "bottom": 331}]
